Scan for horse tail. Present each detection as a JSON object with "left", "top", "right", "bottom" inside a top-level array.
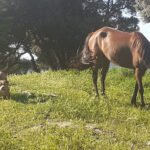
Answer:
[
  {"left": 81, "top": 32, "right": 94, "bottom": 64},
  {"left": 83, "top": 32, "right": 93, "bottom": 51}
]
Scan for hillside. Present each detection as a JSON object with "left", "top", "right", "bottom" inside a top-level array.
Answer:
[{"left": 1, "top": 69, "right": 150, "bottom": 149}]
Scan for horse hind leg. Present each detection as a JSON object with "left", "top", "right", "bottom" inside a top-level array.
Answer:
[
  {"left": 92, "top": 67, "right": 99, "bottom": 96},
  {"left": 101, "top": 59, "right": 110, "bottom": 95},
  {"left": 92, "top": 55, "right": 103, "bottom": 96}
]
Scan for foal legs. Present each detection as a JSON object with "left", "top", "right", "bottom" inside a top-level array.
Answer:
[{"left": 132, "top": 68, "right": 146, "bottom": 106}]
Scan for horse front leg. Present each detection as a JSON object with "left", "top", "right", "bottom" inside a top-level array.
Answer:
[
  {"left": 134, "top": 68, "right": 146, "bottom": 107},
  {"left": 92, "top": 67, "right": 99, "bottom": 96},
  {"left": 131, "top": 82, "right": 138, "bottom": 106}
]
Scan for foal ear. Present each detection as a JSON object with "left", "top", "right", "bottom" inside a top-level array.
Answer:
[{"left": 100, "top": 32, "right": 107, "bottom": 38}]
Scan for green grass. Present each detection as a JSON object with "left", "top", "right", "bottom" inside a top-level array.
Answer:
[{"left": 1, "top": 69, "right": 150, "bottom": 149}]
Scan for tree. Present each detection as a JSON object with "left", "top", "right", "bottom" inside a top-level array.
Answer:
[
  {"left": 135, "top": 0, "right": 150, "bottom": 22},
  {"left": 0, "top": 0, "right": 139, "bottom": 72},
  {"left": 0, "top": 0, "right": 40, "bottom": 73}
]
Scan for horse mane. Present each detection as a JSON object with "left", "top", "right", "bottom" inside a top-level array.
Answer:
[{"left": 131, "top": 32, "right": 150, "bottom": 67}]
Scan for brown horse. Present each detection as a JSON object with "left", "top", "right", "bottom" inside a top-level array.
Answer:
[{"left": 72, "top": 27, "right": 150, "bottom": 107}]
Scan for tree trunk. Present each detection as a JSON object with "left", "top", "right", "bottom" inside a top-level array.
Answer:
[{"left": 28, "top": 50, "right": 40, "bottom": 73}]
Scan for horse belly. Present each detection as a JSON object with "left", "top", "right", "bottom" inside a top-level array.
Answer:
[{"left": 107, "top": 48, "right": 134, "bottom": 69}]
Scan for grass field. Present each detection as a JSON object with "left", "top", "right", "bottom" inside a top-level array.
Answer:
[{"left": 0, "top": 69, "right": 150, "bottom": 149}]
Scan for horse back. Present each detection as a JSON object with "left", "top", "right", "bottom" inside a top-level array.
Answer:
[{"left": 85, "top": 26, "right": 150, "bottom": 69}]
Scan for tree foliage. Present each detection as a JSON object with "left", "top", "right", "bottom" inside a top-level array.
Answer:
[
  {"left": 0, "top": 0, "right": 139, "bottom": 72},
  {"left": 135, "top": 0, "right": 150, "bottom": 22}
]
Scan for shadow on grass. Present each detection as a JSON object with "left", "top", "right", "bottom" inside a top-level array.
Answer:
[{"left": 11, "top": 92, "right": 58, "bottom": 104}]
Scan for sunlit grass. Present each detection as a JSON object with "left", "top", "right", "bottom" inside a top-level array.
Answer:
[{"left": 0, "top": 69, "right": 150, "bottom": 149}]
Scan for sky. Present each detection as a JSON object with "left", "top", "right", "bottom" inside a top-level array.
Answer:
[
  {"left": 139, "top": 22, "right": 150, "bottom": 40},
  {"left": 123, "top": 11, "right": 150, "bottom": 40}
]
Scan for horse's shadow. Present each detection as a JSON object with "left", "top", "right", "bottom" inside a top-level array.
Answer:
[{"left": 11, "top": 92, "right": 58, "bottom": 104}]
